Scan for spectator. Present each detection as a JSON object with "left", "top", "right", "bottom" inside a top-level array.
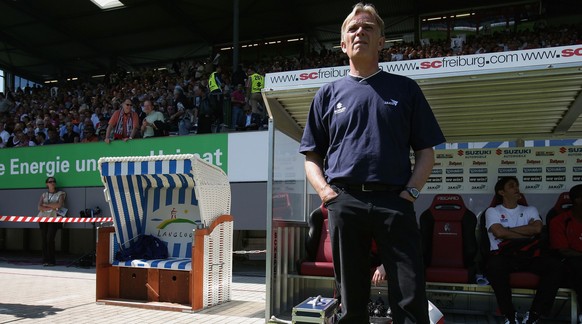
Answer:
[
  {"left": 231, "top": 64, "right": 247, "bottom": 90},
  {"left": 194, "top": 85, "right": 212, "bottom": 134},
  {"left": 0, "top": 122, "right": 11, "bottom": 144},
  {"left": 91, "top": 107, "right": 101, "bottom": 128},
  {"left": 44, "top": 128, "right": 63, "bottom": 145},
  {"left": 59, "top": 117, "right": 80, "bottom": 138},
  {"left": 485, "top": 176, "right": 563, "bottom": 324},
  {"left": 230, "top": 84, "right": 245, "bottom": 130},
  {"left": 19, "top": 133, "right": 36, "bottom": 147},
  {"left": 78, "top": 117, "right": 93, "bottom": 140},
  {"left": 140, "top": 100, "right": 165, "bottom": 138},
  {"left": 35, "top": 132, "right": 47, "bottom": 146},
  {"left": 236, "top": 105, "right": 261, "bottom": 131},
  {"left": 81, "top": 125, "right": 99, "bottom": 143},
  {"left": 97, "top": 127, "right": 108, "bottom": 142},
  {"left": 169, "top": 87, "right": 192, "bottom": 135},
  {"left": 34, "top": 119, "right": 48, "bottom": 138},
  {"left": 61, "top": 122, "right": 80, "bottom": 143},
  {"left": 24, "top": 122, "right": 35, "bottom": 137},
  {"left": 6, "top": 127, "right": 24, "bottom": 148},
  {"left": 96, "top": 116, "right": 108, "bottom": 134},
  {"left": 105, "top": 98, "right": 139, "bottom": 143}
]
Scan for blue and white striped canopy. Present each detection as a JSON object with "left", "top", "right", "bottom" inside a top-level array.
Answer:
[{"left": 99, "top": 156, "right": 199, "bottom": 258}]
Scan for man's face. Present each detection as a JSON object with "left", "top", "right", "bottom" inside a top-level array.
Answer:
[
  {"left": 341, "top": 12, "right": 384, "bottom": 61},
  {"left": 122, "top": 101, "right": 133, "bottom": 113},
  {"left": 501, "top": 179, "right": 521, "bottom": 202},
  {"left": 143, "top": 101, "right": 153, "bottom": 113}
]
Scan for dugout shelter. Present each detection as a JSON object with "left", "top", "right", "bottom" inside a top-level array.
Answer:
[{"left": 262, "top": 45, "right": 582, "bottom": 320}]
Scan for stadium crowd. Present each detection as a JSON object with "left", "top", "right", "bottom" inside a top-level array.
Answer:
[{"left": 0, "top": 22, "right": 580, "bottom": 148}]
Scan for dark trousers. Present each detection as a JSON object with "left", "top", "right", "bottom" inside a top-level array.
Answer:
[
  {"left": 486, "top": 253, "right": 564, "bottom": 316},
  {"left": 197, "top": 114, "right": 212, "bottom": 134},
  {"left": 209, "top": 92, "right": 223, "bottom": 125},
  {"left": 325, "top": 186, "right": 429, "bottom": 324},
  {"left": 564, "top": 256, "right": 582, "bottom": 312},
  {"left": 39, "top": 223, "right": 60, "bottom": 264}
]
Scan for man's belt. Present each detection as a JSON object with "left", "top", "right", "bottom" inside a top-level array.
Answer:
[{"left": 331, "top": 182, "right": 404, "bottom": 193}]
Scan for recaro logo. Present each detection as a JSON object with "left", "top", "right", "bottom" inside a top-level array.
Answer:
[{"left": 437, "top": 195, "right": 460, "bottom": 201}]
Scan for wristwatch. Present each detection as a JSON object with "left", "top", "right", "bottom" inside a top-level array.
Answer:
[{"left": 406, "top": 187, "right": 420, "bottom": 200}]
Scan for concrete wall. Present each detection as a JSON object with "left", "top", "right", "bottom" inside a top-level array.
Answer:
[{"left": 0, "top": 182, "right": 268, "bottom": 254}]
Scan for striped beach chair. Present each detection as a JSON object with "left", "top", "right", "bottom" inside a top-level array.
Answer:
[{"left": 95, "top": 154, "right": 233, "bottom": 311}]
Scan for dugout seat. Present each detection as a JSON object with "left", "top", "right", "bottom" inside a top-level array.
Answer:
[
  {"left": 478, "top": 194, "right": 540, "bottom": 288},
  {"left": 419, "top": 194, "right": 478, "bottom": 283},
  {"left": 297, "top": 205, "right": 413, "bottom": 279},
  {"left": 298, "top": 206, "right": 334, "bottom": 277},
  {"left": 545, "top": 192, "right": 571, "bottom": 234}
]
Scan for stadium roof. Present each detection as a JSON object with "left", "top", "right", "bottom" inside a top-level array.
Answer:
[{"left": 0, "top": 0, "right": 555, "bottom": 83}]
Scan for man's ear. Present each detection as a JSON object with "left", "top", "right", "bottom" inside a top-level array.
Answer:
[
  {"left": 340, "top": 39, "right": 347, "bottom": 54},
  {"left": 377, "top": 36, "right": 385, "bottom": 51}
]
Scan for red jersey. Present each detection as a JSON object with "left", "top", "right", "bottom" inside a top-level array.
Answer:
[{"left": 550, "top": 210, "right": 582, "bottom": 252}]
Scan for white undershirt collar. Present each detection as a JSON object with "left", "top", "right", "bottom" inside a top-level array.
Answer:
[{"left": 349, "top": 68, "right": 382, "bottom": 83}]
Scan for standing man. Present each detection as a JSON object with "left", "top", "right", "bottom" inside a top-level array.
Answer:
[
  {"left": 208, "top": 65, "right": 224, "bottom": 127},
  {"left": 194, "top": 85, "right": 212, "bottom": 134},
  {"left": 299, "top": 3, "right": 445, "bottom": 323},
  {"left": 246, "top": 66, "right": 265, "bottom": 119}
]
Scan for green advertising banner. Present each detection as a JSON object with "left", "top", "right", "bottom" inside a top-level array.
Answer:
[{"left": 0, "top": 135, "right": 228, "bottom": 189}]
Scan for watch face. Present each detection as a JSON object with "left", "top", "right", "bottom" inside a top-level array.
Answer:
[{"left": 408, "top": 187, "right": 420, "bottom": 198}]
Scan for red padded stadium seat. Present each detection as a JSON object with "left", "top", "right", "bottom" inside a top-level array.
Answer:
[
  {"left": 546, "top": 191, "right": 571, "bottom": 230},
  {"left": 419, "top": 194, "right": 478, "bottom": 283},
  {"left": 299, "top": 206, "right": 334, "bottom": 277},
  {"left": 298, "top": 206, "right": 380, "bottom": 278},
  {"left": 509, "top": 272, "right": 540, "bottom": 289}
]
